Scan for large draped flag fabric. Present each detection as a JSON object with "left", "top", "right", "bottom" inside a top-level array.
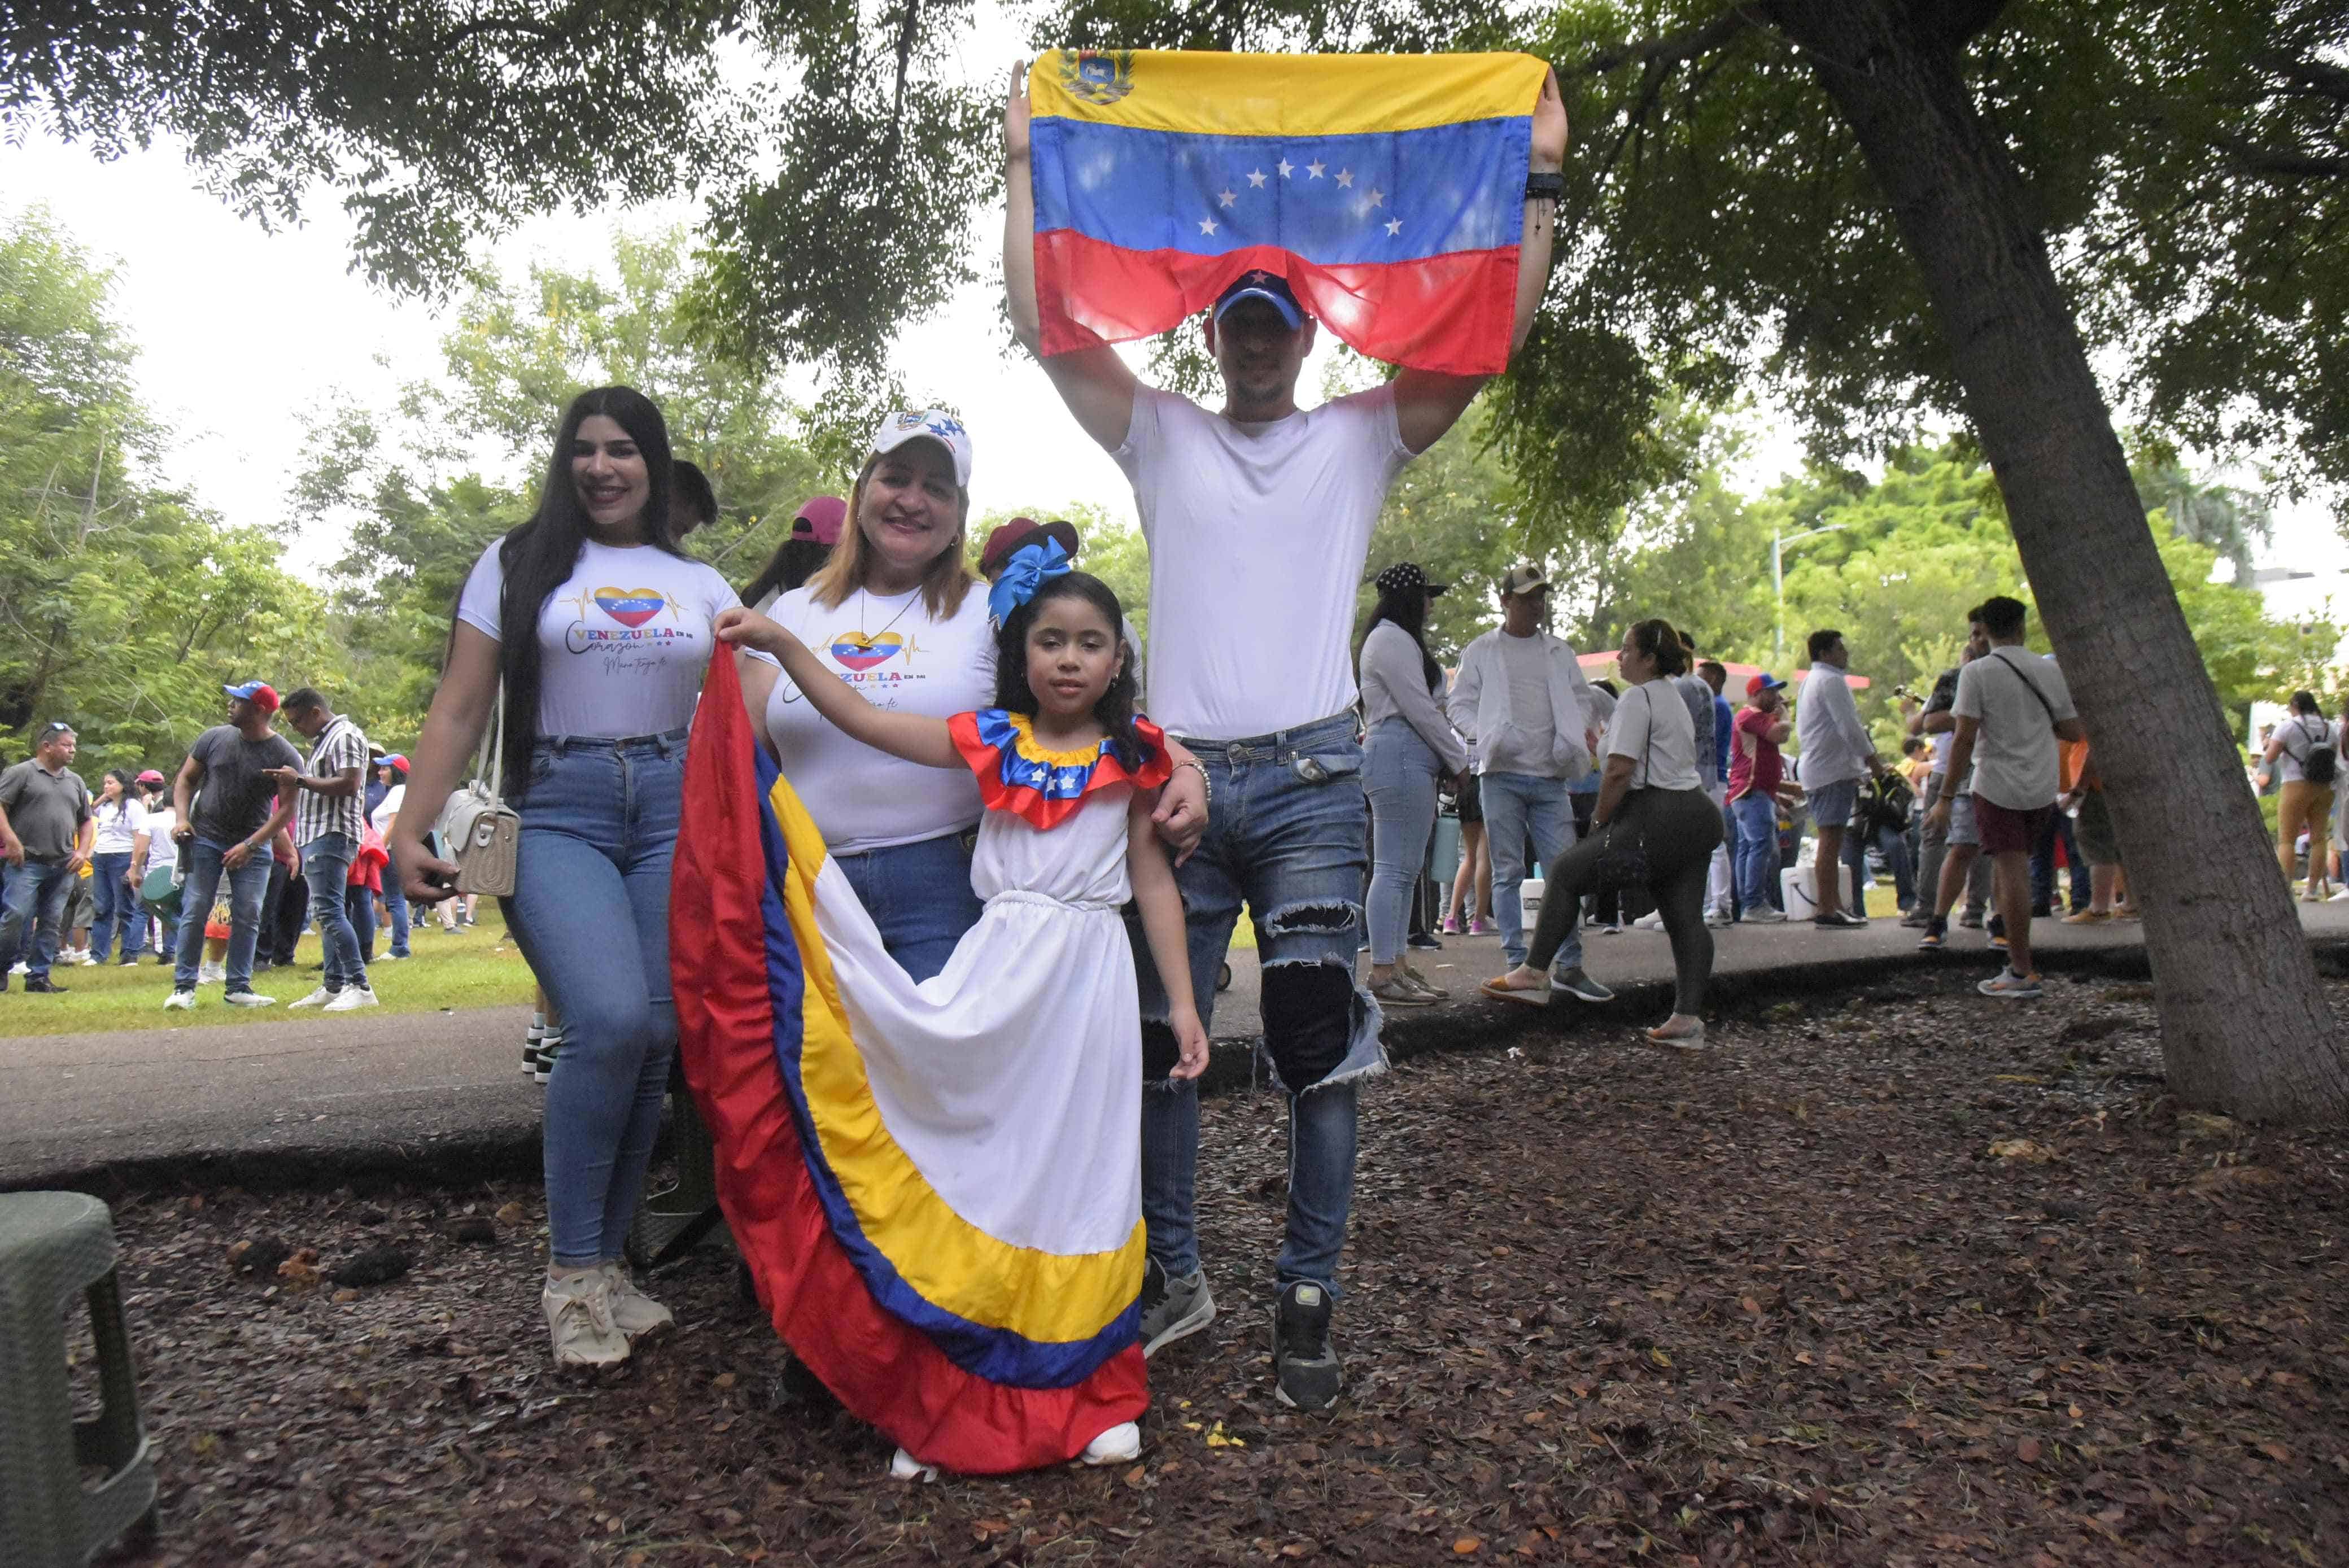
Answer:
[
  {"left": 669, "top": 651, "right": 1147, "bottom": 1474},
  {"left": 1027, "top": 48, "right": 1549, "bottom": 375}
]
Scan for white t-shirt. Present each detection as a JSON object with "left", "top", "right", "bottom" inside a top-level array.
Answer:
[
  {"left": 137, "top": 804, "right": 177, "bottom": 874},
  {"left": 1605, "top": 680, "right": 1701, "bottom": 792},
  {"left": 1483, "top": 632, "right": 1558, "bottom": 776},
  {"left": 762, "top": 582, "right": 998, "bottom": 855},
  {"left": 456, "top": 539, "right": 768, "bottom": 739},
  {"left": 370, "top": 783, "right": 407, "bottom": 836},
  {"left": 1115, "top": 384, "right": 1412, "bottom": 740},
  {"left": 1796, "top": 663, "right": 1874, "bottom": 788},
  {"left": 90, "top": 796, "right": 145, "bottom": 856},
  {"left": 2274, "top": 715, "right": 2335, "bottom": 785},
  {"left": 1952, "top": 649, "right": 2077, "bottom": 810}
]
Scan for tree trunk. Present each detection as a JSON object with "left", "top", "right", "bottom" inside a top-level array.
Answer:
[{"left": 1765, "top": 0, "right": 2349, "bottom": 1121}]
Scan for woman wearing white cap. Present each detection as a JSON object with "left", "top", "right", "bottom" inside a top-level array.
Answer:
[{"left": 762, "top": 411, "right": 1206, "bottom": 980}]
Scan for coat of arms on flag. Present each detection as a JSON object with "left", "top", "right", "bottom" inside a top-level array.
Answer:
[{"left": 1023, "top": 49, "right": 1551, "bottom": 375}]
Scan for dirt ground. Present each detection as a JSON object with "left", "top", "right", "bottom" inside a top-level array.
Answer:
[{"left": 77, "top": 969, "right": 2349, "bottom": 1566}]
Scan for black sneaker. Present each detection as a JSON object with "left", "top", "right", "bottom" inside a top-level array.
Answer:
[
  {"left": 1406, "top": 932, "right": 1443, "bottom": 951},
  {"left": 1138, "top": 1256, "right": 1216, "bottom": 1357},
  {"left": 1814, "top": 910, "right": 1867, "bottom": 928},
  {"left": 1918, "top": 918, "right": 1947, "bottom": 951},
  {"left": 1273, "top": 1281, "right": 1342, "bottom": 1412},
  {"left": 23, "top": 976, "right": 67, "bottom": 993},
  {"left": 1551, "top": 967, "right": 1616, "bottom": 1004}
]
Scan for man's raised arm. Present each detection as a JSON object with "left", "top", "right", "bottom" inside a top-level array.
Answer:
[
  {"left": 1005, "top": 60, "right": 1139, "bottom": 453},
  {"left": 1392, "top": 68, "right": 1568, "bottom": 455}
]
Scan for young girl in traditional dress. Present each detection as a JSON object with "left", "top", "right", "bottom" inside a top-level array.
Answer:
[{"left": 706, "top": 557, "right": 1209, "bottom": 1478}]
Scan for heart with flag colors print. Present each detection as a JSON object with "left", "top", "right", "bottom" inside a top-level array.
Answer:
[
  {"left": 831, "top": 631, "right": 905, "bottom": 671},
  {"left": 593, "top": 587, "right": 667, "bottom": 628}
]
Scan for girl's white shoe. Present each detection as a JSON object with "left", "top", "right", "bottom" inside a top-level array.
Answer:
[
  {"left": 889, "top": 1449, "right": 939, "bottom": 1482},
  {"left": 1080, "top": 1422, "right": 1142, "bottom": 1466}
]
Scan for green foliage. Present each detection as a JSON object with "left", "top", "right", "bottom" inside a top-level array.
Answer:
[
  {"left": 967, "top": 501, "right": 1154, "bottom": 649},
  {"left": 0, "top": 208, "right": 352, "bottom": 776},
  {"left": 1361, "top": 406, "right": 1526, "bottom": 664}
]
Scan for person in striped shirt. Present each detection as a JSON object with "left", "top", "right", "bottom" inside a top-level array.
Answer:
[{"left": 267, "top": 687, "right": 379, "bottom": 1012}]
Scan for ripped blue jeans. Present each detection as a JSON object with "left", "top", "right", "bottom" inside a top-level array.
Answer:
[{"left": 1129, "top": 711, "right": 1378, "bottom": 1294}]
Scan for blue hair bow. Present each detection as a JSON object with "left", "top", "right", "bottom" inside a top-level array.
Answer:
[{"left": 988, "top": 539, "right": 1073, "bottom": 625}]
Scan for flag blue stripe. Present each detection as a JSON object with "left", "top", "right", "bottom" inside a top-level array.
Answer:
[{"left": 1030, "top": 117, "right": 1529, "bottom": 264}]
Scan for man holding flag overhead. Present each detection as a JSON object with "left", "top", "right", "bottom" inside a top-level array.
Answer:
[{"left": 1005, "top": 48, "right": 1566, "bottom": 1412}]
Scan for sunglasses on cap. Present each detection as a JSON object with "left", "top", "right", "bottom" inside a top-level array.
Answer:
[{"left": 41, "top": 722, "right": 73, "bottom": 735}]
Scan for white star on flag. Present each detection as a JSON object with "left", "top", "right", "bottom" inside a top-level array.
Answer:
[
  {"left": 1307, "top": 159, "right": 1326, "bottom": 178},
  {"left": 1385, "top": 218, "right": 1403, "bottom": 236},
  {"left": 1219, "top": 189, "right": 1237, "bottom": 208},
  {"left": 1368, "top": 188, "right": 1385, "bottom": 207},
  {"left": 1336, "top": 168, "right": 1354, "bottom": 188},
  {"left": 1199, "top": 217, "right": 1219, "bottom": 235},
  {"left": 1247, "top": 169, "right": 1268, "bottom": 188},
  {"left": 1278, "top": 158, "right": 1294, "bottom": 178}
]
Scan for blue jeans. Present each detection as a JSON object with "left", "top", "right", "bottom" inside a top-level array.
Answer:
[
  {"left": 1364, "top": 720, "right": 1440, "bottom": 966},
  {"left": 346, "top": 883, "right": 378, "bottom": 963},
  {"left": 1481, "top": 771, "right": 1579, "bottom": 971},
  {"left": 174, "top": 838, "right": 275, "bottom": 993},
  {"left": 507, "top": 731, "right": 687, "bottom": 1269},
  {"left": 0, "top": 858, "right": 73, "bottom": 981},
  {"left": 301, "top": 833, "right": 367, "bottom": 990},
  {"left": 90, "top": 851, "right": 143, "bottom": 960},
  {"left": 835, "top": 831, "right": 984, "bottom": 984},
  {"left": 379, "top": 849, "right": 412, "bottom": 957},
  {"left": 1129, "top": 712, "right": 1377, "bottom": 1292},
  {"left": 1731, "top": 792, "right": 1782, "bottom": 912}
]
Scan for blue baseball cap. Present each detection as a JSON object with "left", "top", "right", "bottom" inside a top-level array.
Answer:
[
  {"left": 223, "top": 680, "right": 280, "bottom": 714},
  {"left": 1213, "top": 270, "right": 1306, "bottom": 330}
]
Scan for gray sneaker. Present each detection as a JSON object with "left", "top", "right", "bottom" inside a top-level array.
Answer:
[
  {"left": 1551, "top": 967, "right": 1616, "bottom": 1004},
  {"left": 1138, "top": 1256, "right": 1216, "bottom": 1357}
]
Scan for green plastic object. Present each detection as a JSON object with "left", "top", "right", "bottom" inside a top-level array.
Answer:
[{"left": 0, "top": 1192, "right": 158, "bottom": 1565}]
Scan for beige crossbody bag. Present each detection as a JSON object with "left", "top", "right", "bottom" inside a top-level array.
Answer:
[{"left": 439, "top": 686, "right": 522, "bottom": 897}]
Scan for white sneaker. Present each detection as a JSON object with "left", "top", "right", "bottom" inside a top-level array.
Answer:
[
  {"left": 8, "top": 961, "right": 27, "bottom": 976},
  {"left": 888, "top": 1449, "right": 939, "bottom": 1482},
  {"left": 198, "top": 959, "right": 225, "bottom": 985},
  {"left": 163, "top": 989, "right": 196, "bottom": 1012},
  {"left": 1744, "top": 907, "right": 1788, "bottom": 923},
  {"left": 1080, "top": 1421, "right": 1142, "bottom": 1466},
  {"left": 1632, "top": 911, "right": 1665, "bottom": 931},
  {"left": 542, "top": 1271, "right": 630, "bottom": 1367},
  {"left": 598, "top": 1262, "right": 675, "bottom": 1339},
  {"left": 289, "top": 986, "right": 337, "bottom": 1008},
  {"left": 222, "top": 990, "right": 276, "bottom": 1007},
  {"left": 323, "top": 986, "right": 379, "bottom": 1012},
  {"left": 75, "top": 951, "right": 99, "bottom": 966}
]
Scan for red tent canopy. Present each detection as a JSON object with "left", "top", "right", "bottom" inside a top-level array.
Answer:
[{"left": 1574, "top": 652, "right": 1871, "bottom": 690}]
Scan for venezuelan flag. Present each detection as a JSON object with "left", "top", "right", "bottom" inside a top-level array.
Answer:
[
  {"left": 1027, "top": 49, "right": 1549, "bottom": 376},
  {"left": 670, "top": 651, "right": 1146, "bottom": 1474}
]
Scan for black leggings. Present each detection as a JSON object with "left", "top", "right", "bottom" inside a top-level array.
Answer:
[{"left": 1527, "top": 786, "right": 1726, "bottom": 1015}]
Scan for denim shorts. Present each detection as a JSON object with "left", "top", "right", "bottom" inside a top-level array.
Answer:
[{"left": 1808, "top": 778, "right": 1859, "bottom": 830}]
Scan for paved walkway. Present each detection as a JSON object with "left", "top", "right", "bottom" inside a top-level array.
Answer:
[{"left": 8, "top": 903, "right": 2346, "bottom": 1190}]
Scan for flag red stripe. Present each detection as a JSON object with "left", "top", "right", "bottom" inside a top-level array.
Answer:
[
  {"left": 1034, "top": 230, "right": 1521, "bottom": 377},
  {"left": 673, "top": 652, "right": 1147, "bottom": 1475}
]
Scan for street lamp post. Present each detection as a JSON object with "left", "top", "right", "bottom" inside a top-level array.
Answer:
[{"left": 1772, "top": 524, "right": 1849, "bottom": 663}]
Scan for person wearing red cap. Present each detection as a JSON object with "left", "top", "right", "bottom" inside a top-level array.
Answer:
[
  {"left": 743, "top": 495, "right": 849, "bottom": 613},
  {"left": 163, "top": 683, "right": 304, "bottom": 1008}
]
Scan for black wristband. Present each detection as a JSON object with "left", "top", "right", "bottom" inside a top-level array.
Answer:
[{"left": 1524, "top": 171, "right": 1565, "bottom": 201}]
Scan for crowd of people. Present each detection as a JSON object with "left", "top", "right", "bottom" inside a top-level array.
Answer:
[{"left": 0, "top": 55, "right": 2299, "bottom": 1488}]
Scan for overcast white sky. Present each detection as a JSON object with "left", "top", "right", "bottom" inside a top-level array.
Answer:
[{"left": 5, "top": 37, "right": 2342, "bottom": 612}]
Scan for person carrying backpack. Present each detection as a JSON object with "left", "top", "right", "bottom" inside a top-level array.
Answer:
[{"left": 2256, "top": 690, "right": 2337, "bottom": 902}]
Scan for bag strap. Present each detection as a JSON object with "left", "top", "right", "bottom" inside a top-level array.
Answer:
[
  {"left": 1989, "top": 648, "right": 2059, "bottom": 725},
  {"left": 474, "top": 684, "right": 506, "bottom": 796}
]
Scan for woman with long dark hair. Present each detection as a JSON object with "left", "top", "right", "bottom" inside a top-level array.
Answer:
[
  {"left": 1483, "top": 618, "right": 1723, "bottom": 1049},
  {"left": 388, "top": 386, "right": 779, "bottom": 1368},
  {"left": 1356, "top": 564, "right": 1468, "bottom": 1008},
  {"left": 88, "top": 767, "right": 147, "bottom": 964},
  {"left": 742, "top": 495, "right": 848, "bottom": 613}
]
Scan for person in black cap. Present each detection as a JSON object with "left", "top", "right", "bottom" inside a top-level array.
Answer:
[
  {"left": 1003, "top": 63, "right": 1568, "bottom": 1412},
  {"left": 1358, "top": 563, "right": 1468, "bottom": 1009}
]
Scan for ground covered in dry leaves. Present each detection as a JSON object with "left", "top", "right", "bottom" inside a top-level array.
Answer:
[{"left": 86, "top": 969, "right": 2349, "bottom": 1566}]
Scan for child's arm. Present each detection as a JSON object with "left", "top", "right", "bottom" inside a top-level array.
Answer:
[
  {"left": 715, "top": 606, "right": 962, "bottom": 771},
  {"left": 1128, "top": 792, "right": 1210, "bottom": 1079}
]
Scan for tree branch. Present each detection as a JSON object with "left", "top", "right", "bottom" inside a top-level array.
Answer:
[
  {"left": 1579, "top": 9, "right": 1748, "bottom": 79},
  {"left": 1910, "top": 0, "right": 2009, "bottom": 55},
  {"left": 2213, "top": 137, "right": 2349, "bottom": 182}
]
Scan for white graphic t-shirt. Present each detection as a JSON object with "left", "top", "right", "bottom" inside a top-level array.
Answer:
[
  {"left": 1116, "top": 383, "right": 1412, "bottom": 741},
  {"left": 762, "top": 582, "right": 998, "bottom": 855},
  {"left": 456, "top": 539, "right": 768, "bottom": 739}
]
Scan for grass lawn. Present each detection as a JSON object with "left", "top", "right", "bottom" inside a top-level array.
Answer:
[{"left": 0, "top": 910, "right": 534, "bottom": 1038}]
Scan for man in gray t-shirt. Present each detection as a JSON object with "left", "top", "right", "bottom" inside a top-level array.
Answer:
[
  {"left": 0, "top": 720, "right": 94, "bottom": 992},
  {"left": 167, "top": 682, "right": 303, "bottom": 1007}
]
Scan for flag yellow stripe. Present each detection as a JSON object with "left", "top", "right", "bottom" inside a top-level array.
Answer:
[{"left": 1028, "top": 49, "right": 1547, "bottom": 137}]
